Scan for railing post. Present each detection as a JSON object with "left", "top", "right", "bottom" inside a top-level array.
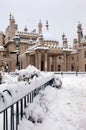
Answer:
[
  {"left": 27, "top": 94, "right": 29, "bottom": 103},
  {"left": 6, "top": 109, "right": 8, "bottom": 130},
  {"left": 24, "top": 96, "right": 27, "bottom": 108},
  {"left": 3, "top": 111, "right": 6, "bottom": 130},
  {"left": 34, "top": 89, "right": 36, "bottom": 97},
  {"left": 10, "top": 105, "right": 14, "bottom": 130},
  {"left": 30, "top": 93, "right": 32, "bottom": 103},
  {"left": 16, "top": 102, "right": 19, "bottom": 130},
  {"left": 20, "top": 99, "right": 23, "bottom": 120},
  {"left": 32, "top": 91, "right": 34, "bottom": 102}
]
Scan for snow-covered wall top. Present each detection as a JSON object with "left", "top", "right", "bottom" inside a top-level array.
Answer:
[{"left": 0, "top": 46, "right": 4, "bottom": 50}]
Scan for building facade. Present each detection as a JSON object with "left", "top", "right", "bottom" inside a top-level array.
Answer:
[{"left": 0, "top": 14, "right": 86, "bottom": 72}]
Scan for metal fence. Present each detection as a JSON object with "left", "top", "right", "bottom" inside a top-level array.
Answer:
[
  {"left": 54, "top": 71, "right": 86, "bottom": 76},
  {"left": 0, "top": 78, "right": 54, "bottom": 130}
]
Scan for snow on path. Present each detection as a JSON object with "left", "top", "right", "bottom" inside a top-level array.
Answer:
[
  {"left": 61, "top": 76, "right": 86, "bottom": 129},
  {"left": 19, "top": 76, "right": 86, "bottom": 130}
]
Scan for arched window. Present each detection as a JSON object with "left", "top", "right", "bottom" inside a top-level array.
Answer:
[
  {"left": 58, "top": 65, "right": 61, "bottom": 71},
  {"left": 71, "top": 64, "right": 74, "bottom": 71},
  {"left": 41, "top": 61, "right": 44, "bottom": 71},
  {"left": 51, "top": 65, "right": 53, "bottom": 71}
]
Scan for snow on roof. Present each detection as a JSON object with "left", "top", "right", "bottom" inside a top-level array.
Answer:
[
  {"left": 25, "top": 45, "right": 38, "bottom": 52},
  {"left": 34, "top": 46, "right": 49, "bottom": 50},
  {"left": 0, "top": 46, "right": 4, "bottom": 50},
  {"left": 63, "top": 48, "right": 73, "bottom": 52},
  {"left": 71, "top": 50, "right": 78, "bottom": 54}
]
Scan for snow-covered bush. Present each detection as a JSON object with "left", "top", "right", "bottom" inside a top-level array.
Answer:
[
  {"left": 24, "top": 86, "right": 59, "bottom": 124},
  {"left": 24, "top": 89, "right": 49, "bottom": 123},
  {"left": 18, "top": 65, "right": 40, "bottom": 82},
  {"left": 52, "top": 75, "right": 62, "bottom": 88}
]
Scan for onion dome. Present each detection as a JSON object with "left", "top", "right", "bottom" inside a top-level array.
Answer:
[{"left": 43, "top": 31, "right": 58, "bottom": 42}]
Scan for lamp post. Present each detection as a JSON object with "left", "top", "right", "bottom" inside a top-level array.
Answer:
[{"left": 13, "top": 34, "right": 20, "bottom": 69}]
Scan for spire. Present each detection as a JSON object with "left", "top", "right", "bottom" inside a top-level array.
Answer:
[
  {"left": 73, "top": 39, "right": 78, "bottom": 50},
  {"left": 9, "top": 12, "right": 12, "bottom": 20},
  {"left": 77, "top": 21, "right": 83, "bottom": 45},
  {"left": 62, "top": 34, "right": 68, "bottom": 49},
  {"left": 62, "top": 33, "right": 65, "bottom": 40},
  {"left": 77, "top": 21, "right": 82, "bottom": 32},
  {"left": 9, "top": 12, "right": 15, "bottom": 20},
  {"left": 38, "top": 20, "right": 42, "bottom": 34},
  {"left": 45, "top": 20, "right": 49, "bottom": 30}
]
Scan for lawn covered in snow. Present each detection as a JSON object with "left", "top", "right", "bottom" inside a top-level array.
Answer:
[{"left": 19, "top": 75, "right": 86, "bottom": 130}]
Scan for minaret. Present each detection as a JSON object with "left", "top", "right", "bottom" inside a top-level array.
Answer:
[
  {"left": 77, "top": 21, "right": 83, "bottom": 46},
  {"left": 9, "top": 14, "right": 18, "bottom": 37},
  {"left": 5, "top": 13, "right": 18, "bottom": 43},
  {"left": 45, "top": 20, "right": 49, "bottom": 30},
  {"left": 73, "top": 39, "right": 78, "bottom": 50},
  {"left": 10, "top": 14, "right": 15, "bottom": 27},
  {"left": 38, "top": 20, "right": 42, "bottom": 34},
  {"left": 62, "top": 33, "right": 68, "bottom": 49}
]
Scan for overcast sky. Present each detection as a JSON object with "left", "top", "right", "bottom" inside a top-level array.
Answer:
[{"left": 0, "top": 0, "right": 86, "bottom": 44}]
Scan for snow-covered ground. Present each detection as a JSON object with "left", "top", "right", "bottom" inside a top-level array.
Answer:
[
  {"left": 19, "top": 75, "right": 86, "bottom": 130},
  {"left": 0, "top": 66, "right": 86, "bottom": 130}
]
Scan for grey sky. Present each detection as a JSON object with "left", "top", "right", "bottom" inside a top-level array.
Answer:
[{"left": 0, "top": 0, "right": 86, "bottom": 44}]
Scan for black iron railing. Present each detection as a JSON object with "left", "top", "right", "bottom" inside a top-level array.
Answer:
[
  {"left": 54, "top": 71, "right": 86, "bottom": 76},
  {"left": 0, "top": 77, "right": 54, "bottom": 130}
]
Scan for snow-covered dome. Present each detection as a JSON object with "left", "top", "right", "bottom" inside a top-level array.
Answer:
[{"left": 43, "top": 31, "right": 58, "bottom": 42}]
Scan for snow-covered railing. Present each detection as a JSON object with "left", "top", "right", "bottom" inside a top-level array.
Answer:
[
  {"left": 54, "top": 71, "right": 86, "bottom": 76},
  {"left": 0, "top": 75, "right": 54, "bottom": 130}
]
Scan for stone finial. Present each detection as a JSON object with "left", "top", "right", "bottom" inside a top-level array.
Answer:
[
  {"left": 77, "top": 21, "right": 83, "bottom": 45},
  {"left": 38, "top": 20, "right": 42, "bottom": 34},
  {"left": 24, "top": 25, "right": 28, "bottom": 32},
  {"left": 73, "top": 39, "right": 77, "bottom": 50},
  {"left": 9, "top": 12, "right": 12, "bottom": 20},
  {"left": 77, "top": 21, "right": 82, "bottom": 31},
  {"left": 45, "top": 20, "right": 49, "bottom": 30},
  {"left": 62, "top": 33, "right": 65, "bottom": 40}
]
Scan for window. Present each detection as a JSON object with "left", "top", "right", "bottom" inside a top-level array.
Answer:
[
  {"left": 84, "top": 51, "right": 86, "bottom": 58},
  {"left": 71, "top": 65, "right": 74, "bottom": 71},
  {"left": 59, "top": 57, "right": 61, "bottom": 59},
  {"left": 51, "top": 65, "right": 53, "bottom": 71},
  {"left": 58, "top": 65, "right": 61, "bottom": 71}
]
